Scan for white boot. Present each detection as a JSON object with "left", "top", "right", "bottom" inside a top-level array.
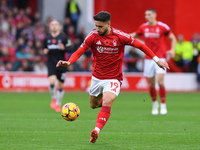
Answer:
[
  {"left": 160, "top": 103, "right": 167, "bottom": 115},
  {"left": 152, "top": 101, "right": 159, "bottom": 115}
]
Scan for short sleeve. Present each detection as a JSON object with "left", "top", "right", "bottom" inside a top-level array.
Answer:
[{"left": 160, "top": 22, "right": 171, "bottom": 36}]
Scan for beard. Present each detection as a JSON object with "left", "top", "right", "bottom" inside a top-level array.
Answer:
[{"left": 98, "top": 29, "right": 108, "bottom": 36}]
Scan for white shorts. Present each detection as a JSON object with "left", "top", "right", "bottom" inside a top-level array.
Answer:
[
  {"left": 143, "top": 59, "right": 166, "bottom": 78},
  {"left": 90, "top": 76, "right": 121, "bottom": 97}
]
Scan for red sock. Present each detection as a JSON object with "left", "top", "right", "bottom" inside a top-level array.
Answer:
[
  {"left": 150, "top": 88, "right": 157, "bottom": 102},
  {"left": 159, "top": 86, "right": 166, "bottom": 103},
  {"left": 95, "top": 106, "right": 111, "bottom": 130},
  {"left": 98, "top": 98, "right": 103, "bottom": 107}
]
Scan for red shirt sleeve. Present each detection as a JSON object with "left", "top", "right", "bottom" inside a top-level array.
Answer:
[
  {"left": 68, "top": 30, "right": 94, "bottom": 64},
  {"left": 68, "top": 47, "right": 87, "bottom": 64},
  {"left": 132, "top": 39, "right": 156, "bottom": 59}
]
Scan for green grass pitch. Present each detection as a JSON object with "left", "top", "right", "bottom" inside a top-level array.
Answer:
[{"left": 0, "top": 92, "right": 200, "bottom": 150}]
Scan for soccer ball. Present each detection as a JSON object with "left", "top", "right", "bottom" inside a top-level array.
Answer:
[{"left": 61, "top": 102, "right": 80, "bottom": 121}]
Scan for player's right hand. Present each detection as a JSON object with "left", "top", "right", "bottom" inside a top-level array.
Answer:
[{"left": 56, "top": 60, "right": 70, "bottom": 67}]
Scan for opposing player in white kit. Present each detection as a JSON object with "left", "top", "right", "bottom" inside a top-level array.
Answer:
[
  {"left": 130, "top": 9, "right": 176, "bottom": 115},
  {"left": 57, "top": 11, "right": 169, "bottom": 143}
]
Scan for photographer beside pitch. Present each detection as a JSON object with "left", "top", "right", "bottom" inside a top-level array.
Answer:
[{"left": 57, "top": 11, "right": 169, "bottom": 143}]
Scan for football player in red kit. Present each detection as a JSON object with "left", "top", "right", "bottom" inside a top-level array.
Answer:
[
  {"left": 57, "top": 11, "right": 169, "bottom": 143},
  {"left": 130, "top": 9, "right": 176, "bottom": 115}
]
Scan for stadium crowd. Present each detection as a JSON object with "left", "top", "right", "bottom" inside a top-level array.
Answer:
[{"left": 0, "top": 0, "right": 200, "bottom": 80}]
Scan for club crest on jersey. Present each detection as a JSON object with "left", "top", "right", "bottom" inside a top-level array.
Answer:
[
  {"left": 58, "top": 39, "right": 62, "bottom": 43},
  {"left": 156, "top": 27, "right": 160, "bottom": 33},
  {"left": 113, "top": 39, "right": 117, "bottom": 46},
  {"left": 144, "top": 28, "right": 149, "bottom": 32}
]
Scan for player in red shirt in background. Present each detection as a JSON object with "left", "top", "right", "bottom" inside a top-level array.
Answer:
[
  {"left": 57, "top": 11, "right": 169, "bottom": 143},
  {"left": 130, "top": 9, "right": 176, "bottom": 115}
]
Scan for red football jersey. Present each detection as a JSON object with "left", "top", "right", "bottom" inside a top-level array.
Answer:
[
  {"left": 81, "top": 28, "right": 135, "bottom": 81},
  {"left": 135, "top": 21, "right": 171, "bottom": 59}
]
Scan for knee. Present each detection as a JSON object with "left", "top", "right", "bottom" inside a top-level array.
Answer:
[
  {"left": 158, "top": 81, "right": 164, "bottom": 87},
  {"left": 103, "top": 98, "right": 112, "bottom": 106},
  {"left": 149, "top": 83, "right": 155, "bottom": 89}
]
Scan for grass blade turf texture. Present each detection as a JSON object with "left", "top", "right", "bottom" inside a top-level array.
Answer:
[{"left": 0, "top": 92, "right": 199, "bottom": 150}]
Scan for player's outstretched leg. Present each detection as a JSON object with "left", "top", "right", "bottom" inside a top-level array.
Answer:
[
  {"left": 152, "top": 101, "right": 159, "bottom": 115},
  {"left": 55, "top": 88, "right": 64, "bottom": 112},
  {"left": 90, "top": 129, "right": 99, "bottom": 143},
  {"left": 49, "top": 84, "right": 56, "bottom": 109},
  {"left": 89, "top": 106, "right": 111, "bottom": 143},
  {"left": 159, "top": 86, "right": 167, "bottom": 115},
  {"left": 150, "top": 88, "right": 159, "bottom": 115}
]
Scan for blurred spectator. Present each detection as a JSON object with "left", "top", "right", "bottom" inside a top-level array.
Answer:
[
  {"left": 5, "top": 62, "right": 13, "bottom": 71},
  {"left": 197, "top": 55, "right": 200, "bottom": 89},
  {"left": 63, "top": 17, "right": 71, "bottom": 34},
  {"left": 67, "top": 25, "right": 76, "bottom": 42},
  {"left": 32, "top": 12, "right": 41, "bottom": 25},
  {"left": 16, "top": 38, "right": 27, "bottom": 52},
  {"left": 190, "top": 33, "right": 200, "bottom": 72},
  {"left": 174, "top": 34, "right": 193, "bottom": 72},
  {"left": 33, "top": 61, "right": 47, "bottom": 73},
  {"left": 25, "top": 7, "right": 34, "bottom": 23},
  {"left": 0, "top": 46, "right": 10, "bottom": 57},
  {"left": 0, "top": 61, "right": 6, "bottom": 71},
  {"left": 45, "top": 16, "right": 52, "bottom": 31},
  {"left": 65, "top": 0, "right": 81, "bottom": 33},
  {"left": 16, "top": 47, "right": 29, "bottom": 59},
  {"left": 76, "top": 26, "right": 86, "bottom": 43},
  {"left": 124, "top": 47, "right": 143, "bottom": 72},
  {"left": 20, "top": 60, "right": 33, "bottom": 71}
]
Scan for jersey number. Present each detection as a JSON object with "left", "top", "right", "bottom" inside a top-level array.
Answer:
[{"left": 110, "top": 82, "right": 119, "bottom": 92}]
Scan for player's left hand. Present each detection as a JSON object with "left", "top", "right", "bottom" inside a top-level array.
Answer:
[
  {"left": 157, "top": 60, "right": 170, "bottom": 70},
  {"left": 58, "top": 43, "right": 65, "bottom": 50},
  {"left": 56, "top": 60, "right": 70, "bottom": 67}
]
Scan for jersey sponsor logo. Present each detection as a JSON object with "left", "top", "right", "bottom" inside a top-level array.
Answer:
[
  {"left": 144, "top": 32, "right": 160, "bottom": 38},
  {"left": 97, "top": 46, "right": 118, "bottom": 54},
  {"left": 96, "top": 40, "right": 101, "bottom": 45},
  {"left": 47, "top": 44, "right": 60, "bottom": 49},
  {"left": 156, "top": 27, "right": 160, "bottom": 33}
]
